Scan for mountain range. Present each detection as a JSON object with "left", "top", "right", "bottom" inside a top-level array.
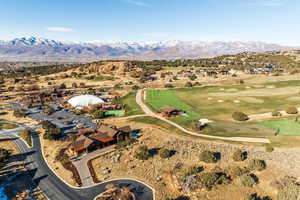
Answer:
[{"left": 0, "top": 37, "right": 294, "bottom": 61}]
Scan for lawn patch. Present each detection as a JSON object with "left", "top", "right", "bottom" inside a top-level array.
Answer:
[
  {"left": 257, "top": 119, "right": 300, "bottom": 136},
  {"left": 146, "top": 90, "right": 201, "bottom": 127},
  {"left": 117, "top": 92, "right": 144, "bottom": 116}
]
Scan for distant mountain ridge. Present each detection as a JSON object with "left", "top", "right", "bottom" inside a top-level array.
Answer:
[{"left": 0, "top": 36, "right": 294, "bottom": 61}]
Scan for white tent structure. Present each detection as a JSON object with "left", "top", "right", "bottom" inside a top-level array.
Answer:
[{"left": 68, "top": 95, "right": 104, "bottom": 108}]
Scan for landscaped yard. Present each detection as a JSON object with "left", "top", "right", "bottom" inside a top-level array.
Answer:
[
  {"left": 257, "top": 119, "right": 300, "bottom": 136},
  {"left": 118, "top": 92, "right": 144, "bottom": 116},
  {"left": 146, "top": 90, "right": 201, "bottom": 127}
]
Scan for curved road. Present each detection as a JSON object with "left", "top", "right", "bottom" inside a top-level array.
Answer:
[
  {"left": 136, "top": 89, "right": 270, "bottom": 144},
  {"left": 0, "top": 129, "right": 154, "bottom": 200}
]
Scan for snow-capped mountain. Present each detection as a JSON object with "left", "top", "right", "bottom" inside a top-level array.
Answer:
[{"left": 0, "top": 36, "right": 293, "bottom": 61}]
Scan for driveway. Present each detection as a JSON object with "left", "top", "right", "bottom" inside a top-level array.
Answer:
[
  {"left": 0, "top": 126, "right": 154, "bottom": 200},
  {"left": 136, "top": 89, "right": 271, "bottom": 144},
  {"left": 72, "top": 146, "right": 116, "bottom": 187}
]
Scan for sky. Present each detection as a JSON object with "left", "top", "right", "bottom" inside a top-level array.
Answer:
[{"left": 0, "top": 0, "right": 299, "bottom": 45}]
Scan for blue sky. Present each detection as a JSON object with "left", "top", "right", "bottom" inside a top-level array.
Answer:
[{"left": 0, "top": 0, "right": 299, "bottom": 45}]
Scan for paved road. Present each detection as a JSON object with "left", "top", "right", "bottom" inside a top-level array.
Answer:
[
  {"left": 0, "top": 127, "right": 154, "bottom": 200},
  {"left": 136, "top": 89, "right": 271, "bottom": 144}
]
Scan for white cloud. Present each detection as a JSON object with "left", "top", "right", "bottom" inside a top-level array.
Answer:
[
  {"left": 46, "top": 26, "right": 75, "bottom": 33},
  {"left": 248, "top": 0, "right": 284, "bottom": 7},
  {"left": 123, "top": 0, "right": 149, "bottom": 7}
]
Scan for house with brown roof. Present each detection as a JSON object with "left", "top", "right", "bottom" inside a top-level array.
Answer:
[
  {"left": 67, "top": 124, "right": 132, "bottom": 156},
  {"left": 67, "top": 135, "right": 96, "bottom": 156}
]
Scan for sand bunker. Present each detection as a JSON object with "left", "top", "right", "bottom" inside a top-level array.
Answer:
[
  {"left": 266, "top": 85, "right": 276, "bottom": 89},
  {"left": 233, "top": 100, "right": 240, "bottom": 103},
  {"left": 286, "top": 97, "right": 300, "bottom": 102},
  {"left": 241, "top": 97, "right": 264, "bottom": 104},
  {"left": 252, "top": 85, "right": 265, "bottom": 88},
  {"left": 226, "top": 88, "right": 239, "bottom": 92},
  {"left": 218, "top": 100, "right": 224, "bottom": 103}
]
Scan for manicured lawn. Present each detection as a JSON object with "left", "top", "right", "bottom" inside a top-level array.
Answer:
[
  {"left": 146, "top": 90, "right": 201, "bottom": 127},
  {"left": 105, "top": 110, "right": 125, "bottom": 117},
  {"left": 257, "top": 119, "right": 300, "bottom": 136},
  {"left": 118, "top": 92, "right": 144, "bottom": 116}
]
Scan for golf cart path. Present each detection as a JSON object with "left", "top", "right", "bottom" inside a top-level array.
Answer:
[{"left": 136, "top": 89, "right": 270, "bottom": 144}]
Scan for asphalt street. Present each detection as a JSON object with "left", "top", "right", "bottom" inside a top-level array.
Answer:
[{"left": 0, "top": 128, "right": 154, "bottom": 200}]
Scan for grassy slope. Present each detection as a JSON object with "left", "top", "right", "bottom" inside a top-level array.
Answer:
[
  {"left": 257, "top": 119, "right": 300, "bottom": 136},
  {"left": 119, "top": 92, "right": 144, "bottom": 116}
]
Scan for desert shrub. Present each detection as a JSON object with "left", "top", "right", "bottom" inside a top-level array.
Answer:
[
  {"left": 41, "top": 120, "right": 56, "bottom": 129},
  {"left": 271, "top": 176, "right": 298, "bottom": 190},
  {"left": 193, "top": 82, "right": 201, "bottom": 86},
  {"left": 286, "top": 107, "right": 298, "bottom": 114},
  {"left": 42, "top": 121, "right": 62, "bottom": 140},
  {"left": 13, "top": 109, "right": 27, "bottom": 118},
  {"left": 74, "top": 109, "right": 84, "bottom": 115},
  {"left": 0, "top": 148, "right": 11, "bottom": 163},
  {"left": 181, "top": 175, "right": 199, "bottom": 191},
  {"left": 72, "top": 82, "right": 78, "bottom": 88},
  {"left": 92, "top": 110, "right": 105, "bottom": 119},
  {"left": 240, "top": 174, "right": 258, "bottom": 187},
  {"left": 132, "top": 85, "right": 139, "bottom": 90},
  {"left": 188, "top": 74, "right": 197, "bottom": 81},
  {"left": 43, "top": 105, "right": 55, "bottom": 115},
  {"left": 59, "top": 83, "right": 67, "bottom": 89},
  {"left": 184, "top": 165, "right": 204, "bottom": 177},
  {"left": 216, "top": 173, "right": 231, "bottom": 185},
  {"left": 244, "top": 194, "right": 257, "bottom": 200},
  {"left": 272, "top": 110, "right": 282, "bottom": 117},
  {"left": 225, "top": 166, "right": 246, "bottom": 178},
  {"left": 134, "top": 145, "right": 151, "bottom": 160},
  {"left": 165, "top": 83, "right": 174, "bottom": 88},
  {"left": 277, "top": 183, "right": 300, "bottom": 200},
  {"left": 79, "top": 82, "right": 86, "bottom": 88},
  {"left": 199, "top": 151, "right": 218, "bottom": 163},
  {"left": 232, "top": 112, "right": 249, "bottom": 121},
  {"left": 19, "top": 129, "right": 32, "bottom": 146},
  {"left": 243, "top": 193, "right": 271, "bottom": 200},
  {"left": 165, "top": 196, "right": 190, "bottom": 200},
  {"left": 265, "top": 146, "right": 274, "bottom": 152},
  {"left": 185, "top": 82, "right": 193, "bottom": 87},
  {"left": 248, "top": 159, "right": 266, "bottom": 171},
  {"left": 44, "top": 127, "right": 62, "bottom": 140},
  {"left": 232, "top": 149, "right": 247, "bottom": 161},
  {"left": 196, "top": 172, "right": 219, "bottom": 190},
  {"left": 159, "top": 148, "right": 172, "bottom": 159}
]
